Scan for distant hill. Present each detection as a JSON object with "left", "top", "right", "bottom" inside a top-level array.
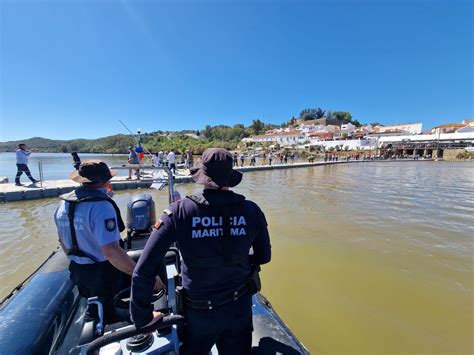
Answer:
[
  {"left": 0, "top": 121, "right": 282, "bottom": 154},
  {"left": 0, "top": 129, "right": 236, "bottom": 154},
  {"left": 0, "top": 137, "right": 68, "bottom": 153},
  {"left": 0, "top": 135, "right": 136, "bottom": 154}
]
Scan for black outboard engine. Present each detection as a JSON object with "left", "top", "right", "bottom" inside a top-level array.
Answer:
[{"left": 125, "top": 193, "right": 156, "bottom": 248}]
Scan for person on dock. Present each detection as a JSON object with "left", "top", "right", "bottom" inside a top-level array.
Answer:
[
  {"left": 130, "top": 148, "right": 271, "bottom": 355},
  {"left": 250, "top": 153, "right": 256, "bottom": 166},
  {"left": 158, "top": 150, "right": 165, "bottom": 166},
  {"left": 54, "top": 160, "right": 162, "bottom": 323},
  {"left": 152, "top": 152, "right": 160, "bottom": 167},
  {"left": 233, "top": 152, "right": 238, "bottom": 166},
  {"left": 239, "top": 152, "right": 245, "bottom": 167},
  {"left": 167, "top": 149, "right": 177, "bottom": 174},
  {"left": 71, "top": 152, "right": 81, "bottom": 170},
  {"left": 127, "top": 146, "right": 140, "bottom": 180},
  {"left": 268, "top": 152, "right": 273, "bottom": 166},
  {"left": 185, "top": 150, "right": 193, "bottom": 169},
  {"left": 14, "top": 143, "right": 39, "bottom": 186}
]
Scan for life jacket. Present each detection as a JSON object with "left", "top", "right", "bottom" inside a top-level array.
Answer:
[
  {"left": 60, "top": 190, "right": 125, "bottom": 263},
  {"left": 184, "top": 192, "right": 249, "bottom": 268}
]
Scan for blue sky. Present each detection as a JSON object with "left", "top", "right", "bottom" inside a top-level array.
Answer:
[{"left": 1, "top": 0, "right": 472, "bottom": 141}]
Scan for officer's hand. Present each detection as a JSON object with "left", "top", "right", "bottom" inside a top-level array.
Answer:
[
  {"left": 154, "top": 276, "right": 164, "bottom": 291},
  {"left": 143, "top": 311, "right": 164, "bottom": 329}
]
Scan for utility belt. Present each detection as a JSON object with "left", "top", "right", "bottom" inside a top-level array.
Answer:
[
  {"left": 176, "top": 266, "right": 261, "bottom": 312},
  {"left": 181, "top": 283, "right": 251, "bottom": 311}
]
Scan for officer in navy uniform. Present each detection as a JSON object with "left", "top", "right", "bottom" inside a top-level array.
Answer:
[
  {"left": 54, "top": 160, "right": 161, "bottom": 323},
  {"left": 130, "top": 148, "right": 272, "bottom": 355}
]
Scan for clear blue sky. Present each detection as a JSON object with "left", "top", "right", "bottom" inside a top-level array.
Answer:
[{"left": 1, "top": 0, "right": 472, "bottom": 141}]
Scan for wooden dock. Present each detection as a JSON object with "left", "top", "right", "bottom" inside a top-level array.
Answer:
[{"left": 0, "top": 160, "right": 429, "bottom": 203}]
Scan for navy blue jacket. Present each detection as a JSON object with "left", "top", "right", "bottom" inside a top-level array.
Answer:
[{"left": 130, "top": 189, "right": 271, "bottom": 327}]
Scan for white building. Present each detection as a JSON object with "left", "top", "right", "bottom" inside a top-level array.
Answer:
[
  {"left": 300, "top": 124, "right": 331, "bottom": 134},
  {"left": 378, "top": 123, "right": 422, "bottom": 135},
  {"left": 250, "top": 131, "right": 308, "bottom": 146},
  {"left": 340, "top": 122, "right": 356, "bottom": 134},
  {"left": 306, "top": 138, "right": 377, "bottom": 151}
]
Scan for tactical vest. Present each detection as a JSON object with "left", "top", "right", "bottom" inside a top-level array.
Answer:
[
  {"left": 184, "top": 193, "right": 250, "bottom": 268},
  {"left": 60, "top": 191, "right": 125, "bottom": 263}
]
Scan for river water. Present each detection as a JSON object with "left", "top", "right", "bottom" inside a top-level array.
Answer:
[{"left": 0, "top": 161, "right": 472, "bottom": 354}]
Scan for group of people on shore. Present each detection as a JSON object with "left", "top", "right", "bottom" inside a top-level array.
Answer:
[
  {"left": 151, "top": 150, "right": 193, "bottom": 170},
  {"left": 126, "top": 146, "right": 194, "bottom": 180},
  {"left": 232, "top": 152, "right": 299, "bottom": 167}
]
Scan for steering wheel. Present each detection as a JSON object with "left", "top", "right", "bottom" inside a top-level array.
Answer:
[{"left": 113, "top": 287, "right": 166, "bottom": 310}]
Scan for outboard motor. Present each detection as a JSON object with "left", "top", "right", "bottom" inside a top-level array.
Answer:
[{"left": 125, "top": 193, "right": 156, "bottom": 248}]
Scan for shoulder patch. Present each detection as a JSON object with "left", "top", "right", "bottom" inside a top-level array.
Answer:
[
  {"left": 154, "top": 219, "right": 163, "bottom": 229},
  {"left": 163, "top": 208, "right": 173, "bottom": 216},
  {"left": 105, "top": 218, "right": 116, "bottom": 231}
]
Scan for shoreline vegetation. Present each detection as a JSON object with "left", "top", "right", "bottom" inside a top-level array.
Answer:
[
  {"left": 0, "top": 110, "right": 364, "bottom": 154},
  {"left": 0, "top": 120, "right": 279, "bottom": 154}
]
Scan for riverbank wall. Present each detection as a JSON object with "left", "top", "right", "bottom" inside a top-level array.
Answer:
[{"left": 0, "top": 159, "right": 439, "bottom": 203}]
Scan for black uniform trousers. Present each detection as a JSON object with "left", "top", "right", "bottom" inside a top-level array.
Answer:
[
  {"left": 181, "top": 293, "right": 253, "bottom": 355},
  {"left": 15, "top": 164, "right": 36, "bottom": 183},
  {"left": 69, "top": 260, "right": 126, "bottom": 324}
]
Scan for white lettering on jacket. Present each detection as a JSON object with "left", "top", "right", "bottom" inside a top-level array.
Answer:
[{"left": 191, "top": 216, "right": 247, "bottom": 239}]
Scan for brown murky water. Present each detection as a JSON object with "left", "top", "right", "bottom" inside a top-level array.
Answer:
[{"left": 1, "top": 162, "right": 473, "bottom": 354}]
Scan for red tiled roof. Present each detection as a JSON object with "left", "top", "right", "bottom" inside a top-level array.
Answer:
[
  {"left": 432, "top": 124, "right": 466, "bottom": 129},
  {"left": 253, "top": 131, "right": 302, "bottom": 138},
  {"left": 308, "top": 132, "right": 334, "bottom": 138}
]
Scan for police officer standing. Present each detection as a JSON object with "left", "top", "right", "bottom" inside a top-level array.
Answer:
[
  {"left": 54, "top": 160, "right": 161, "bottom": 323},
  {"left": 130, "top": 148, "right": 271, "bottom": 355}
]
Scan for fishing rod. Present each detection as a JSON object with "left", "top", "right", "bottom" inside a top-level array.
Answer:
[{"left": 118, "top": 120, "right": 154, "bottom": 158}]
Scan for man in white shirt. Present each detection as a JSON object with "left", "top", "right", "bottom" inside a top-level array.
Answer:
[
  {"left": 167, "top": 149, "right": 177, "bottom": 174},
  {"left": 15, "top": 143, "right": 39, "bottom": 186}
]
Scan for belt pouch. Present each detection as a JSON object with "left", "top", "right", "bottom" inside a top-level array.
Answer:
[{"left": 248, "top": 265, "right": 261, "bottom": 294}]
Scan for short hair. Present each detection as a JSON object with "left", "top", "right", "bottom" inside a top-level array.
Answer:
[{"left": 18, "top": 143, "right": 26, "bottom": 148}]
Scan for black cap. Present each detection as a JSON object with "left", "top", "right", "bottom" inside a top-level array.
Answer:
[
  {"left": 190, "top": 148, "right": 242, "bottom": 188},
  {"left": 69, "top": 160, "right": 117, "bottom": 183}
]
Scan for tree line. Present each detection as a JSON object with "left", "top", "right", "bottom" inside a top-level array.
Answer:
[{"left": 0, "top": 119, "right": 279, "bottom": 154}]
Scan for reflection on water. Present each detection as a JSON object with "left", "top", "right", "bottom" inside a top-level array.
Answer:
[{"left": 0, "top": 162, "right": 473, "bottom": 354}]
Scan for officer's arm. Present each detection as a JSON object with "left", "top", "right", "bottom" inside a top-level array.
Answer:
[
  {"left": 130, "top": 214, "right": 176, "bottom": 328},
  {"left": 102, "top": 242, "right": 136, "bottom": 275},
  {"left": 92, "top": 202, "right": 135, "bottom": 275},
  {"left": 250, "top": 207, "right": 272, "bottom": 265}
]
